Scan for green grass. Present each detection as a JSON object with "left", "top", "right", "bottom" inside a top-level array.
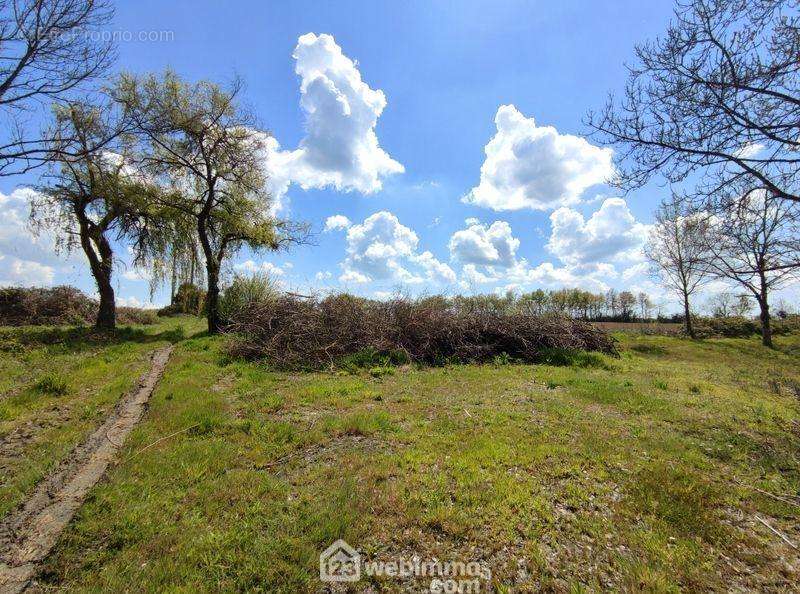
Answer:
[
  {"left": 4, "top": 324, "right": 798, "bottom": 591},
  {"left": 0, "top": 316, "right": 202, "bottom": 517}
]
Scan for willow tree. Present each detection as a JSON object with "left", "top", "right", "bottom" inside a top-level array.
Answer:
[
  {"left": 115, "top": 71, "right": 304, "bottom": 333},
  {"left": 34, "top": 99, "right": 167, "bottom": 329}
]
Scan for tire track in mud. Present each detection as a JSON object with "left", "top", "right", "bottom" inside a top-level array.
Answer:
[{"left": 0, "top": 345, "right": 174, "bottom": 594}]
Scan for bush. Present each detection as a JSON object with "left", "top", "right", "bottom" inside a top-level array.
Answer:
[
  {"left": 775, "top": 315, "right": 800, "bottom": 335},
  {"left": 225, "top": 294, "right": 618, "bottom": 370},
  {"left": 158, "top": 283, "right": 206, "bottom": 317},
  {"left": 694, "top": 316, "right": 760, "bottom": 338},
  {"left": 33, "top": 373, "right": 69, "bottom": 396},
  {"left": 117, "top": 307, "right": 158, "bottom": 325},
  {"left": 0, "top": 286, "right": 156, "bottom": 326},
  {"left": 694, "top": 315, "right": 800, "bottom": 338},
  {"left": 219, "top": 273, "right": 278, "bottom": 327}
]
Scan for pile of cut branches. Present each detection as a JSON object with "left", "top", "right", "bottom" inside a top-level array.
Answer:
[
  {"left": 225, "top": 294, "right": 617, "bottom": 369},
  {"left": 0, "top": 286, "right": 156, "bottom": 326}
]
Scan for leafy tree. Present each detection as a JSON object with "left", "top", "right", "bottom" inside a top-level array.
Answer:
[
  {"left": 33, "top": 99, "right": 166, "bottom": 329},
  {"left": 115, "top": 71, "right": 306, "bottom": 333},
  {"left": 618, "top": 291, "right": 637, "bottom": 320}
]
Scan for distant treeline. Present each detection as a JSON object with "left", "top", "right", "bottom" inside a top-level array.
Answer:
[{"left": 478, "top": 288, "right": 658, "bottom": 322}]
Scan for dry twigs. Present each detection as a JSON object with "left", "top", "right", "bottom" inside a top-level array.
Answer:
[{"left": 225, "top": 294, "right": 618, "bottom": 370}]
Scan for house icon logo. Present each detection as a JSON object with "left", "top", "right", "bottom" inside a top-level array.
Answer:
[{"left": 320, "top": 539, "right": 361, "bottom": 582}]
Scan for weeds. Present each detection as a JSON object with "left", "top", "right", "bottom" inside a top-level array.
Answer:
[{"left": 33, "top": 374, "right": 69, "bottom": 396}]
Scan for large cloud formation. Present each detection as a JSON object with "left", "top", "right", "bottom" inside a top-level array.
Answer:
[
  {"left": 445, "top": 218, "right": 596, "bottom": 291},
  {"left": 447, "top": 200, "right": 650, "bottom": 294},
  {"left": 464, "top": 105, "right": 614, "bottom": 211},
  {"left": 336, "top": 211, "right": 455, "bottom": 285},
  {"left": 264, "top": 34, "right": 403, "bottom": 210},
  {"left": 547, "top": 198, "right": 649, "bottom": 265}
]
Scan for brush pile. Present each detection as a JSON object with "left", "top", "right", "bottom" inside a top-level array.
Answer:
[
  {"left": 0, "top": 286, "right": 156, "bottom": 326},
  {"left": 225, "top": 293, "right": 618, "bottom": 369}
]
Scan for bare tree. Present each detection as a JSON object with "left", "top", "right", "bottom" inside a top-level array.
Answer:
[
  {"left": 645, "top": 197, "right": 711, "bottom": 338},
  {"left": 618, "top": 291, "right": 637, "bottom": 320},
  {"left": 587, "top": 0, "right": 800, "bottom": 204},
  {"left": 707, "top": 291, "right": 753, "bottom": 317},
  {"left": 605, "top": 288, "right": 618, "bottom": 318},
  {"left": 708, "top": 292, "right": 735, "bottom": 317},
  {"left": 0, "top": 0, "right": 115, "bottom": 175},
  {"left": 699, "top": 185, "right": 800, "bottom": 346},
  {"left": 115, "top": 71, "right": 307, "bottom": 334},
  {"left": 637, "top": 292, "right": 654, "bottom": 320}
]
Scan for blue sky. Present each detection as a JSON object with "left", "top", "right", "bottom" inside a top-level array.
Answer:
[{"left": 1, "top": 0, "right": 693, "bottom": 309}]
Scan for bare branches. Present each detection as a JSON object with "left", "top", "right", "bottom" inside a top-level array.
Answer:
[
  {"left": 225, "top": 294, "right": 619, "bottom": 370},
  {"left": 0, "top": 0, "right": 115, "bottom": 175},
  {"left": 587, "top": 0, "right": 800, "bottom": 203},
  {"left": 644, "top": 196, "right": 712, "bottom": 337}
]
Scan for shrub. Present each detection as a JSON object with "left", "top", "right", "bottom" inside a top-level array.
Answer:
[
  {"left": 219, "top": 273, "right": 278, "bottom": 327},
  {"left": 694, "top": 315, "right": 800, "bottom": 338},
  {"left": 158, "top": 283, "right": 206, "bottom": 317},
  {"left": 117, "top": 307, "right": 158, "bottom": 325},
  {"left": 225, "top": 294, "right": 618, "bottom": 370},
  {"left": 33, "top": 373, "right": 69, "bottom": 396},
  {"left": 0, "top": 286, "right": 156, "bottom": 326},
  {"left": 694, "top": 316, "right": 760, "bottom": 338}
]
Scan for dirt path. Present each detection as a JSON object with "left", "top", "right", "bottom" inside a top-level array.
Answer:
[{"left": 0, "top": 345, "right": 174, "bottom": 594}]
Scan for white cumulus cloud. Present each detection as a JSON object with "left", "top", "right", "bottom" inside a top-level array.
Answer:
[
  {"left": 449, "top": 220, "right": 519, "bottom": 267},
  {"left": 324, "top": 214, "right": 352, "bottom": 232},
  {"left": 340, "top": 211, "right": 454, "bottom": 286},
  {"left": 546, "top": 198, "right": 649, "bottom": 266},
  {"left": 234, "top": 260, "right": 288, "bottom": 276},
  {"left": 464, "top": 105, "right": 614, "bottom": 211},
  {"left": 0, "top": 188, "right": 83, "bottom": 287},
  {"left": 117, "top": 296, "right": 161, "bottom": 309},
  {"left": 0, "top": 256, "right": 54, "bottom": 287},
  {"left": 263, "top": 33, "right": 403, "bottom": 210}
]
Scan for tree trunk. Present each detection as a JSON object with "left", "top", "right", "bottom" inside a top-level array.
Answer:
[
  {"left": 95, "top": 267, "right": 116, "bottom": 330},
  {"left": 757, "top": 283, "right": 773, "bottom": 348},
  {"left": 77, "top": 215, "right": 116, "bottom": 331},
  {"left": 205, "top": 258, "right": 220, "bottom": 334},
  {"left": 682, "top": 290, "right": 695, "bottom": 339},
  {"left": 170, "top": 250, "right": 177, "bottom": 302},
  {"left": 93, "top": 233, "right": 116, "bottom": 330},
  {"left": 197, "top": 218, "right": 220, "bottom": 334}
]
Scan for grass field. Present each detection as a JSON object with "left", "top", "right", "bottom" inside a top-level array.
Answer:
[
  {"left": 0, "top": 318, "right": 192, "bottom": 518},
  {"left": 2, "top": 318, "right": 799, "bottom": 592}
]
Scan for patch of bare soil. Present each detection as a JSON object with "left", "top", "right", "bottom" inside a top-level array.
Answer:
[{"left": 0, "top": 345, "right": 173, "bottom": 594}]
